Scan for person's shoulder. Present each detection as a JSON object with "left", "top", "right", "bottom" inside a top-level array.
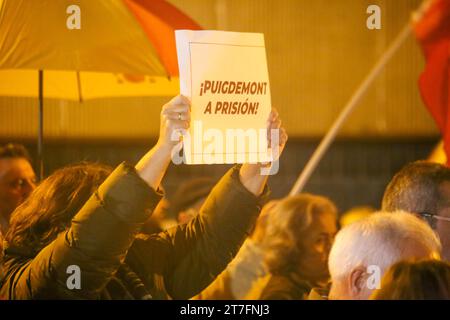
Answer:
[
  {"left": 259, "top": 274, "right": 307, "bottom": 300},
  {"left": 0, "top": 255, "right": 33, "bottom": 299}
]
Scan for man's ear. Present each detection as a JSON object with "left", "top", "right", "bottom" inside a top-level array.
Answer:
[{"left": 349, "top": 266, "right": 367, "bottom": 297}]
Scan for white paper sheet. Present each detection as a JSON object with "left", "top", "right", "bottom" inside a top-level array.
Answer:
[{"left": 176, "top": 30, "right": 272, "bottom": 165}]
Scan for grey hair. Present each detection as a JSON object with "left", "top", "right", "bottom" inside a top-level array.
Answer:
[
  {"left": 328, "top": 211, "right": 442, "bottom": 281},
  {"left": 262, "top": 194, "right": 337, "bottom": 275}
]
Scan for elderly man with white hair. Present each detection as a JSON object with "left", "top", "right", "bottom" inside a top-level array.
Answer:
[{"left": 328, "top": 211, "right": 441, "bottom": 300}]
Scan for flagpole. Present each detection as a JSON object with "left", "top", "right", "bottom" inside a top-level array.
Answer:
[
  {"left": 289, "top": 23, "right": 412, "bottom": 196},
  {"left": 38, "top": 69, "right": 44, "bottom": 181}
]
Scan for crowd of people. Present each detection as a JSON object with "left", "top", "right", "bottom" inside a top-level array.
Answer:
[{"left": 0, "top": 95, "right": 449, "bottom": 300}]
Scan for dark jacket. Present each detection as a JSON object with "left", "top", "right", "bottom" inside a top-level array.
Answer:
[
  {"left": 0, "top": 163, "right": 267, "bottom": 299},
  {"left": 259, "top": 272, "right": 314, "bottom": 300}
]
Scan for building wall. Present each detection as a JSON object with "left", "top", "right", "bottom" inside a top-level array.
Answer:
[
  {"left": 0, "top": 0, "right": 438, "bottom": 140},
  {"left": 0, "top": 1, "right": 440, "bottom": 211},
  {"left": 3, "top": 138, "right": 437, "bottom": 213}
]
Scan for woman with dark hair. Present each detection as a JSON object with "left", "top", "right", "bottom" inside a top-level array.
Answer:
[
  {"left": 5, "top": 162, "right": 112, "bottom": 254},
  {"left": 371, "top": 259, "right": 450, "bottom": 300},
  {"left": 0, "top": 95, "right": 288, "bottom": 299}
]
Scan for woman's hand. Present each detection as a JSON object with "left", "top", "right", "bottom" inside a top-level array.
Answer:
[
  {"left": 266, "top": 108, "right": 288, "bottom": 161},
  {"left": 239, "top": 108, "right": 288, "bottom": 196},
  {"left": 135, "top": 95, "right": 191, "bottom": 190},
  {"left": 156, "top": 95, "right": 191, "bottom": 151}
]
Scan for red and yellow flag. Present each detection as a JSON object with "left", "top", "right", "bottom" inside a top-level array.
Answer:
[{"left": 414, "top": 0, "right": 450, "bottom": 164}]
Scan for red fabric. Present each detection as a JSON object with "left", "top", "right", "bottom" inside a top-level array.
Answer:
[
  {"left": 414, "top": 0, "right": 450, "bottom": 164},
  {"left": 123, "top": 0, "right": 202, "bottom": 77}
]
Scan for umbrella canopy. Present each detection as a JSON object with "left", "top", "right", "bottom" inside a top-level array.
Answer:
[
  {"left": 0, "top": 69, "right": 179, "bottom": 100},
  {"left": 0, "top": 0, "right": 202, "bottom": 178},
  {"left": 0, "top": 0, "right": 202, "bottom": 100},
  {"left": 0, "top": 0, "right": 201, "bottom": 76}
]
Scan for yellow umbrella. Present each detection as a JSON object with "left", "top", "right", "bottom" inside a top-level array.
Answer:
[
  {"left": 0, "top": 0, "right": 201, "bottom": 177},
  {"left": 0, "top": 70, "right": 179, "bottom": 100}
]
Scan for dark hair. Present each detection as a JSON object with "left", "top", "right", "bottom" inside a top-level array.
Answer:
[
  {"left": 5, "top": 162, "right": 112, "bottom": 254},
  {"left": 371, "top": 259, "right": 450, "bottom": 300},
  {"left": 0, "top": 143, "right": 32, "bottom": 163},
  {"left": 382, "top": 161, "right": 450, "bottom": 218}
]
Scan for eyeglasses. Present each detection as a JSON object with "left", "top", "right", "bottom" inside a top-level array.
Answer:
[{"left": 417, "top": 212, "right": 450, "bottom": 229}]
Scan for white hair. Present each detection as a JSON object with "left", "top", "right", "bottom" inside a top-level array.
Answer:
[{"left": 328, "top": 210, "right": 441, "bottom": 281}]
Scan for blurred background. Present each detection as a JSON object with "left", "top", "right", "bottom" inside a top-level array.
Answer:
[{"left": 0, "top": 0, "right": 439, "bottom": 212}]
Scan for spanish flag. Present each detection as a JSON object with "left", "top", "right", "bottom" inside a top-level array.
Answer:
[{"left": 414, "top": 0, "right": 450, "bottom": 165}]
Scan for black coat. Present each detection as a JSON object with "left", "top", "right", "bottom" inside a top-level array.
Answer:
[
  {"left": 0, "top": 164, "right": 267, "bottom": 299},
  {"left": 259, "top": 272, "right": 315, "bottom": 300}
]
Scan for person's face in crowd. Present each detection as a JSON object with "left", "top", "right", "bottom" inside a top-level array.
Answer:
[
  {"left": 0, "top": 157, "right": 36, "bottom": 223},
  {"left": 328, "top": 242, "right": 439, "bottom": 300},
  {"left": 297, "top": 211, "right": 337, "bottom": 283},
  {"left": 437, "top": 181, "right": 450, "bottom": 261}
]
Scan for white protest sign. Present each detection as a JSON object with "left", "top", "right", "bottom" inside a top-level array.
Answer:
[{"left": 175, "top": 30, "right": 272, "bottom": 165}]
